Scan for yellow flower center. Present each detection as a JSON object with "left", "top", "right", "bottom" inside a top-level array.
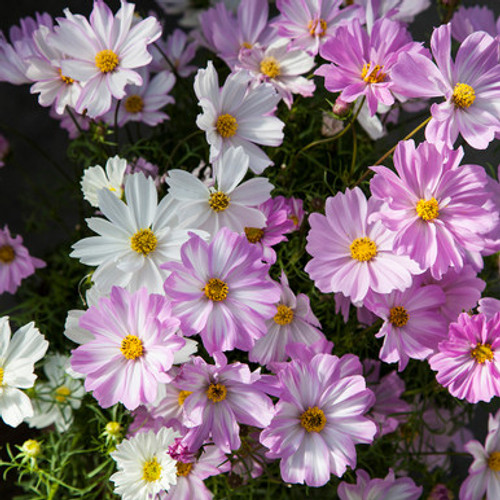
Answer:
[
  {"left": 0, "top": 245, "right": 15, "bottom": 264},
  {"left": 216, "top": 114, "right": 238, "bottom": 138},
  {"left": 105, "top": 421, "right": 122, "bottom": 436},
  {"left": 124, "top": 94, "right": 144, "bottom": 114},
  {"left": 130, "top": 228, "right": 157, "bottom": 256},
  {"left": 120, "top": 335, "right": 144, "bottom": 360},
  {"left": 300, "top": 406, "right": 326, "bottom": 433},
  {"left": 22, "top": 439, "right": 41, "bottom": 457},
  {"left": 207, "top": 383, "right": 227, "bottom": 403},
  {"left": 361, "top": 63, "right": 386, "bottom": 84},
  {"left": 176, "top": 461, "right": 193, "bottom": 476},
  {"left": 95, "top": 49, "right": 119, "bottom": 73},
  {"left": 289, "top": 214, "right": 299, "bottom": 226},
  {"left": 208, "top": 191, "right": 230, "bottom": 212},
  {"left": 54, "top": 385, "right": 71, "bottom": 403},
  {"left": 416, "top": 198, "right": 439, "bottom": 221},
  {"left": 178, "top": 390, "right": 193, "bottom": 406},
  {"left": 307, "top": 18, "right": 327, "bottom": 37},
  {"left": 389, "top": 306, "right": 409, "bottom": 327},
  {"left": 242, "top": 42, "right": 252, "bottom": 49},
  {"left": 452, "top": 82, "right": 475, "bottom": 109},
  {"left": 244, "top": 227, "right": 264, "bottom": 244},
  {"left": 274, "top": 304, "right": 294, "bottom": 325},
  {"left": 350, "top": 237, "right": 377, "bottom": 262},
  {"left": 203, "top": 278, "right": 229, "bottom": 301},
  {"left": 471, "top": 343, "right": 494, "bottom": 364},
  {"left": 142, "top": 457, "right": 162, "bottom": 482},
  {"left": 260, "top": 57, "right": 281, "bottom": 79},
  {"left": 488, "top": 452, "right": 500, "bottom": 471},
  {"left": 58, "top": 68, "right": 74, "bottom": 85},
  {"left": 0, "top": 367, "right": 3, "bottom": 386}
]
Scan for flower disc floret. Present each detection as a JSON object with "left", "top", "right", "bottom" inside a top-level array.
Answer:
[
  {"left": 142, "top": 457, "right": 162, "bottom": 482},
  {"left": 361, "top": 63, "right": 386, "bottom": 84},
  {"left": 95, "top": 49, "right": 119, "bottom": 73},
  {"left": 178, "top": 390, "right": 192, "bottom": 406},
  {"left": 307, "top": 18, "right": 327, "bottom": 37},
  {"left": 471, "top": 343, "right": 494, "bottom": 364},
  {"left": 260, "top": 57, "right": 281, "bottom": 78},
  {"left": 124, "top": 95, "right": 144, "bottom": 114},
  {"left": 245, "top": 227, "right": 264, "bottom": 243},
  {"left": 130, "top": 228, "right": 157, "bottom": 256},
  {"left": 300, "top": 406, "right": 326, "bottom": 433},
  {"left": 416, "top": 198, "right": 439, "bottom": 221},
  {"left": 204, "top": 278, "right": 229, "bottom": 301},
  {"left": 0, "top": 245, "right": 15, "bottom": 263},
  {"left": 389, "top": 306, "right": 409, "bottom": 327},
  {"left": 274, "top": 304, "right": 294, "bottom": 325},
  {"left": 208, "top": 191, "right": 230, "bottom": 212},
  {"left": 216, "top": 114, "right": 238, "bottom": 138},
  {"left": 488, "top": 452, "right": 500, "bottom": 471},
  {"left": 58, "top": 69, "right": 74, "bottom": 85},
  {"left": 452, "top": 82, "right": 475, "bottom": 109},
  {"left": 206, "top": 383, "right": 227, "bottom": 403},
  {"left": 54, "top": 385, "right": 71, "bottom": 403},
  {"left": 120, "top": 334, "right": 143, "bottom": 360},
  {"left": 350, "top": 237, "right": 377, "bottom": 262},
  {"left": 176, "top": 461, "right": 193, "bottom": 476},
  {"left": 0, "top": 367, "right": 3, "bottom": 386}
]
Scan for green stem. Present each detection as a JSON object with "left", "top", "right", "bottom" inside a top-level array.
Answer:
[{"left": 167, "top": 129, "right": 204, "bottom": 167}]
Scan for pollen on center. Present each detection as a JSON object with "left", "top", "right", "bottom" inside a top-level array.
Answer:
[
  {"left": 300, "top": 406, "right": 326, "bottom": 433},
  {"left": 361, "top": 63, "right": 386, "bottom": 84},
  {"left": 124, "top": 94, "right": 144, "bottom": 114},
  {"left": 260, "top": 57, "right": 281, "bottom": 79},
  {"left": 350, "top": 237, "right": 377, "bottom": 262},
  {"left": 178, "top": 390, "right": 193, "bottom": 406},
  {"left": 203, "top": 278, "right": 229, "bottom": 301},
  {"left": 274, "top": 304, "right": 294, "bottom": 325},
  {"left": 416, "top": 197, "right": 439, "bottom": 221},
  {"left": 54, "top": 385, "right": 72, "bottom": 403},
  {"left": 130, "top": 228, "right": 157, "bottom": 256},
  {"left": 471, "top": 342, "right": 494, "bottom": 364},
  {"left": 452, "top": 82, "right": 475, "bottom": 109},
  {"left": 307, "top": 18, "right": 327, "bottom": 37},
  {"left": 58, "top": 68, "right": 74, "bottom": 85},
  {"left": 389, "top": 306, "right": 409, "bottom": 327},
  {"left": 176, "top": 461, "right": 193, "bottom": 476},
  {"left": 0, "top": 245, "right": 15, "bottom": 264},
  {"left": 207, "top": 383, "right": 227, "bottom": 403},
  {"left": 209, "top": 191, "right": 230, "bottom": 212},
  {"left": 245, "top": 227, "right": 264, "bottom": 244},
  {"left": 95, "top": 49, "right": 119, "bottom": 73},
  {"left": 142, "top": 457, "right": 162, "bottom": 482},
  {"left": 120, "top": 334, "right": 144, "bottom": 360},
  {"left": 216, "top": 114, "right": 238, "bottom": 138}
]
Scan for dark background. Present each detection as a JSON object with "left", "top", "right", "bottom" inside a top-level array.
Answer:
[{"left": 0, "top": 0, "right": 498, "bottom": 497}]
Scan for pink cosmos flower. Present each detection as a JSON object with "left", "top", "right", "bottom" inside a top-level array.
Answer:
[
  {"left": 174, "top": 355, "right": 274, "bottom": 453},
  {"left": 104, "top": 68, "right": 175, "bottom": 127},
  {"left": 392, "top": 23, "right": 500, "bottom": 150},
  {"left": 50, "top": 0, "right": 161, "bottom": 118},
  {"left": 363, "top": 360, "right": 410, "bottom": 437},
  {"left": 478, "top": 297, "right": 500, "bottom": 320},
  {"left": 460, "top": 409, "right": 500, "bottom": 500},
  {"left": 162, "top": 444, "right": 229, "bottom": 500},
  {"left": 355, "top": 0, "right": 431, "bottom": 25},
  {"left": 274, "top": 195, "right": 305, "bottom": 230},
  {"left": 243, "top": 197, "right": 295, "bottom": 265},
  {"left": 0, "top": 226, "right": 45, "bottom": 295},
  {"left": 71, "top": 286, "right": 185, "bottom": 410},
  {"left": 365, "top": 281, "right": 447, "bottom": 371},
  {"left": 316, "top": 17, "right": 425, "bottom": 115},
  {"left": 194, "top": 61, "right": 284, "bottom": 174},
  {"left": 273, "top": 0, "right": 359, "bottom": 55},
  {"left": 305, "top": 187, "right": 421, "bottom": 304},
  {"left": 338, "top": 469, "right": 422, "bottom": 500},
  {"left": 260, "top": 351, "right": 376, "bottom": 486},
  {"left": 152, "top": 29, "right": 198, "bottom": 77},
  {"left": 429, "top": 312, "right": 500, "bottom": 404},
  {"left": 200, "top": 0, "right": 275, "bottom": 70},
  {"left": 451, "top": 6, "right": 500, "bottom": 43},
  {"left": 370, "top": 140, "right": 495, "bottom": 279},
  {"left": 249, "top": 272, "right": 325, "bottom": 367},
  {"left": 163, "top": 228, "right": 281, "bottom": 354}
]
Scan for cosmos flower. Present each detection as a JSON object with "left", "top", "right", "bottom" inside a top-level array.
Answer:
[
  {"left": 152, "top": 29, "right": 198, "bottom": 77},
  {"left": 163, "top": 228, "right": 280, "bottom": 354},
  {"left": 451, "top": 5, "right": 500, "bottom": 43},
  {"left": 194, "top": 61, "right": 284, "bottom": 174},
  {"left": 0, "top": 317, "right": 49, "bottom": 427},
  {"left": 0, "top": 225, "right": 45, "bottom": 295},
  {"left": 49, "top": 0, "right": 161, "bottom": 118}
]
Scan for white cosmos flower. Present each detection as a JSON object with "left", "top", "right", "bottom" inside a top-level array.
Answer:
[
  {"left": 110, "top": 427, "right": 178, "bottom": 500},
  {"left": 81, "top": 155, "right": 128, "bottom": 207},
  {"left": 71, "top": 172, "right": 198, "bottom": 294},
  {"left": 194, "top": 61, "right": 284, "bottom": 174},
  {"left": 0, "top": 316, "right": 49, "bottom": 428},
  {"left": 26, "top": 353, "right": 84, "bottom": 432},
  {"left": 166, "top": 146, "right": 273, "bottom": 237}
]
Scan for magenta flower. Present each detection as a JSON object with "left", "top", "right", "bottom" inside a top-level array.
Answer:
[
  {"left": 249, "top": 272, "right": 325, "bottom": 367},
  {"left": 451, "top": 6, "right": 499, "bottom": 43},
  {"left": 273, "top": 195, "right": 305, "bottom": 230},
  {"left": 429, "top": 312, "right": 500, "bottom": 403},
  {"left": 338, "top": 469, "right": 422, "bottom": 500},
  {"left": 260, "top": 352, "right": 376, "bottom": 486},
  {"left": 0, "top": 226, "right": 45, "bottom": 295},
  {"left": 273, "top": 0, "right": 359, "bottom": 55},
  {"left": 316, "top": 17, "right": 424, "bottom": 115},
  {"left": 71, "top": 286, "right": 184, "bottom": 410},
  {"left": 305, "top": 187, "right": 421, "bottom": 304},
  {"left": 365, "top": 282, "right": 447, "bottom": 371},
  {"left": 392, "top": 23, "right": 500, "bottom": 149},
  {"left": 478, "top": 297, "right": 500, "bottom": 320},
  {"left": 174, "top": 355, "right": 274, "bottom": 453},
  {"left": 243, "top": 197, "right": 295, "bottom": 265},
  {"left": 152, "top": 29, "right": 198, "bottom": 77},
  {"left": 163, "top": 228, "right": 281, "bottom": 354},
  {"left": 50, "top": 0, "right": 161, "bottom": 118},
  {"left": 370, "top": 140, "right": 495, "bottom": 279}
]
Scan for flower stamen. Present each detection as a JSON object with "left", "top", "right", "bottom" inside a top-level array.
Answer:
[
  {"left": 54, "top": 385, "right": 71, "bottom": 403},
  {"left": 95, "top": 49, "right": 119, "bottom": 73},
  {"left": 58, "top": 68, "right": 74, "bottom": 85},
  {"left": 452, "top": 83, "right": 475, "bottom": 109},
  {"left": 300, "top": 406, "right": 326, "bottom": 432},
  {"left": 389, "top": 306, "right": 409, "bottom": 327},
  {"left": 120, "top": 335, "right": 144, "bottom": 360},
  {"left": 350, "top": 237, "right": 377, "bottom": 262},
  {"left": 0, "top": 245, "right": 15, "bottom": 264},
  {"left": 245, "top": 227, "right": 264, "bottom": 243},
  {"left": 471, "top": 343, "right": 494, "bottom": 364},
  {"left": 142, "top": 457, "right": 162, "bottom": 482},
  {"left": 488, "top": 452, "right": 500, "bottom": 471},
  {"left": 216, "top": 114, "right": 238, "bottom": 138},
  {"left": 361, "top": 63, "right": 386, "bottom": 84},
  {"left": 203, "top": 278, "right": 229, "bottom": 301},
  {"left": 416, "top": 198, "right": 439, "bottom": 221},
  {"left": 178, "top": 390, "right": 192, "bottom": 406},
  {"left": 124, "top": 95, "right": 144, "bottom": 114},
  {"left": 307, "top": 18, "right": 327, "bottom": 37},
  {"left": 209, "top": 191, "right": 230, "bottom": 212},
  {"left": 207, "top": 383, "right": 227, "bottom": 403},
  {"left": 130, "top": 228, "right": 157, "bottom": 256},
  {"left": 176, "top": 461, "right": 193, "bottom": 476},
  {"left": 274, "top": 304, "right": 294, "bottom": 325},
  {"left": 260, "top": 57, "right": 281, "bottom": 79}
]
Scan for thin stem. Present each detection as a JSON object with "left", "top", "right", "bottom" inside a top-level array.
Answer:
[
  {"left": 167, "top": 129, "right": 204, "bottom": 167},
  {"left": 353, "top": 115, "right": 431, "bottom": 187},
  {"left": 350, "top": 124, "right": 357, "bottom": 178},
  {"left": 65, "top": 107, "right": 84, "bottom": 136},
  {"left": 114, "top": 99, "right": 121, "bottom": 152},
  {"left": 152, "top": 42, "right": 192, "bottom": 95}
]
